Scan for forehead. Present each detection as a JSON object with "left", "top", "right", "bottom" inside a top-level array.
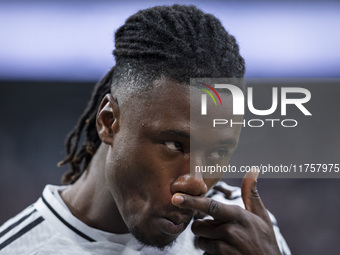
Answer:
[
  {"left": 189, "top": 86, "right": 242, "bottom": 145},
  {"left": 120, "top": 78, "right": 242, "bottom": 144},
  {"left": 120, "top": 79, "right": 190, "bottom": 126}
]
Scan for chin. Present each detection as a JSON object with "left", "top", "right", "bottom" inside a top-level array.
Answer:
[{"left": 129, "top": 226, "right": 178, "bottom": 249}]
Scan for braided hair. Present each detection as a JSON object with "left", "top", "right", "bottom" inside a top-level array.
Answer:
[{"left": 58, "top": 4, "right": 245, "bottom": 184}]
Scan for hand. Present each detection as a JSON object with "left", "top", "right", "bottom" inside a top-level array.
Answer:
[{"left": 172, "top": 171, "right": 281, "bottom": 255}]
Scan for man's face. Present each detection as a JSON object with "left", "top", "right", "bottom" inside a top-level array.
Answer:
[{"left": 104, "top": 78, "right": 243, "bottom": 248}]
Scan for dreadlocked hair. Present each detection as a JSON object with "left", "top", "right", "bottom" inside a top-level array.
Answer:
[
  {"left": 59, "top": 4, "right": 245, "bottom": 184},
  {"left": 58, "top": 68, "right": 114, "bottom": 184}
]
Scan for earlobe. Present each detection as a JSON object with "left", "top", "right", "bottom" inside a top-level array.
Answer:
[{"left": 96, "top": 94, "right": 120, "bottom": 145}]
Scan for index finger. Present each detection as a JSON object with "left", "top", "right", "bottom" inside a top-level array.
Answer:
[{"left": 172, "top": 193, "right": 240, "bottom": 222}]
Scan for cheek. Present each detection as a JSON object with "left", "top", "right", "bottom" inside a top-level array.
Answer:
[{"left": 104, "top": 143, "right": 174, "bottom": 222}]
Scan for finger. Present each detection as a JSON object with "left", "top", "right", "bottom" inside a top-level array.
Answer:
[
  {"left": 197, "top": 238, "right": 239, "bottom": 255},
  {"left": 241, "top": 169, "right": 271, "bottom": 223},
  {"left": 191, "top": 219, "right": 221, "bottom": 239},
  {"left": 172, "top": 193, "right": 241, "bottom": 222},
  {"left": 193, "top": 219, "right": 241, "bottom": 243},
  {"left": 193, "top": 210, "right": 208, "bottom": 220}
]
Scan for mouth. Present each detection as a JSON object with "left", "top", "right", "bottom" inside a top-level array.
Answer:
[{"left": 158, "top": 214, "right": 191, "bottom": 236}]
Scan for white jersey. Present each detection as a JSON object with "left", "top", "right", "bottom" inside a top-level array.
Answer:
[{"left": 0, "top": 183, "right": 290, "bottom": 255}]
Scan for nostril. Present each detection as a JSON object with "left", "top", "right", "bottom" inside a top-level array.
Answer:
[
  {"left": 191, "top": 178, "right": 208, "bottom": 196},
  {"left": 171, "top": 174, "right": 208, "bottom": 196}
]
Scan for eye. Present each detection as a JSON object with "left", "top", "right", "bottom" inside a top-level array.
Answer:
[
  {"left": 164, "top": 141, "right": 183, "bottom": 152},
  {"left": 209, "top": 149, "right": 228, "bottom": 159}
]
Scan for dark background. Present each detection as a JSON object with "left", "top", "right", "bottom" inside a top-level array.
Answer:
[
  {"left": 1, "top": 1, "right": 340, "bottom": 255},
  {"left": 1, "top": 80, "right": 340, "bottom": 255}
]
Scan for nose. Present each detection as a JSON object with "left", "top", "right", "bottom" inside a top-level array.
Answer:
[
  {"left": 171, "top": 173, "right": 208, "bottom": 196},
  {"left": 171, "top": 151, "right": 208, "bottom": 196}
]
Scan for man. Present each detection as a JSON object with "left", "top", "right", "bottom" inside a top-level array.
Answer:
[{"left": 0, "top": 5, "right": 290, "bottom": 255}]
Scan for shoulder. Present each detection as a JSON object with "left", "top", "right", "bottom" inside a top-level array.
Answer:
[
  {"left": 0, "top": 185, "right": 93, "bottom": 255},
  {"left": 207, "top": 181, "right": 243, "bottom": 204},
  {"left": 0, "top": 203, "right": 54, "bottom": 254}
]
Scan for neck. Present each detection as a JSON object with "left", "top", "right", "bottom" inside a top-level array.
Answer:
[{"left": 60, "top": 143, "right": 129, "bottom": 234}]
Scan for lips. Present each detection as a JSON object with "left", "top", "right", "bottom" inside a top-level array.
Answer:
[
  {"left": 158, "top": 218, "right": 186, "bottom": 236},
  {"left": 166, "top": 214, "right": 190, "bottom": 225},
  {"left": 158, "top": 214, "right": 191, "bottom": 236}
]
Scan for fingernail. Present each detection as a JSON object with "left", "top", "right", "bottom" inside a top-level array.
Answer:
[
  {"left": 253, "top": 178, "right": 258, "bottom": 192},
  {"left": 251, "top": 167, "right": 260, "bottom": 181},
  {"left": 172, "top": 194, "right": 184, "bottom": 205},
  {"left": 251, "top": 167, "right": 259, "bottom": 191}
]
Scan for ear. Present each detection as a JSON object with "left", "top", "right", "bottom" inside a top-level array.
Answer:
[{"left": 96, "top": 94, "right": 120, "bottom": 145}]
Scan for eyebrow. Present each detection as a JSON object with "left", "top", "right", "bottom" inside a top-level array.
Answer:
[
  {"left": 218, "top": 138, "right": 237, "bottom": 147},
  {"left": 159, "top": 130, "right": 190, "bottom": 139}
]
